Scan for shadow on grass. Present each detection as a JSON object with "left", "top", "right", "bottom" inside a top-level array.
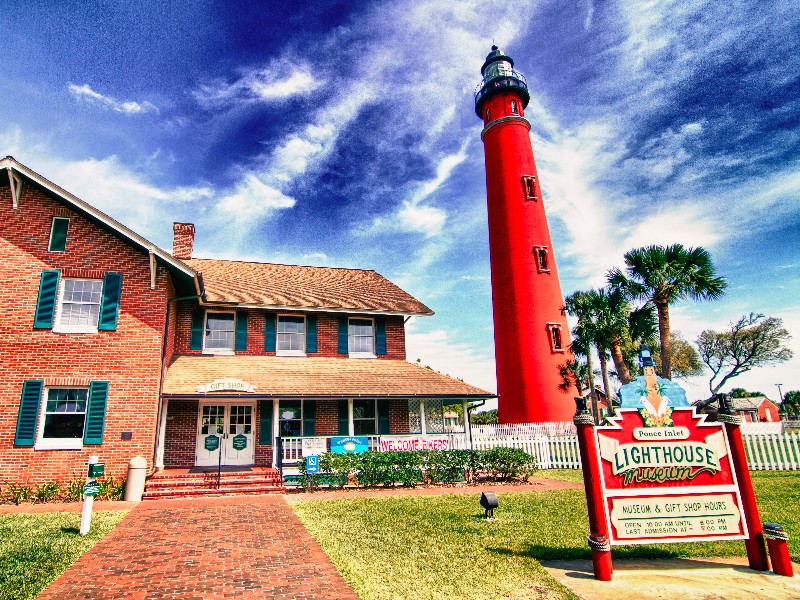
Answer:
[
  {"left": 60, "top": 527, "right": 79, "bottom": 535},
  {"left": 487, "top": 544, "right": 683, "bottom": 561}
]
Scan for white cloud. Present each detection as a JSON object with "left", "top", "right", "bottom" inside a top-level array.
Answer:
[
  {"left": 193, "top": 66, "right": 322, "bottom": 107},
  {"left": 406, "top": 322, "right": 497, "bottom": 396},
  {"left": 68, "top": 83, "right": 159, "bottom": 115},
  {"left": 214, "top": 174, "right": 296, "bottom": 222}
]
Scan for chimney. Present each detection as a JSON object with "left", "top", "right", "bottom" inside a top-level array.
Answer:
[{"left": 172, "top": 222, "right": 195, "bottom": 259}]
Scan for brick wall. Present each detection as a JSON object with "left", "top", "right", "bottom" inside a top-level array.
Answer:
[
  {"left": 390, "top": 399, "right": 410, "bottom": 434},
  {"left": 315, "top": 401, "right": 339, "bottom": 435},
  {"left": 163, "top": 400, "right": 196, "bottom": 468},
  {"left": 0, "top": 183, "right": 171, "bottom": 484},
  {"left": 173, "top": 304, "right": 406, "bottom": 360}
]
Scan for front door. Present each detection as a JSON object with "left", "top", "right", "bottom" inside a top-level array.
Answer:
[{"left": 196, "top": 403, "right": 255, "bottom": 467}]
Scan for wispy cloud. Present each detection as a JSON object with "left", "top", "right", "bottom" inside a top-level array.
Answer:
[
  {"left": 214, "top": 174, "right": 296, "bottom": 223},
  {"left": 193, "top": 65, "right": 322, "bottom": 108},
  {"left": 68, "top": 83, "right": 159, "bottom": 115}
]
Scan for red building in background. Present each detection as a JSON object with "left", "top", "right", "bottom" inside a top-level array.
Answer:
[{"left": 475, "top": 46, "right": 576, "bottom": 423}]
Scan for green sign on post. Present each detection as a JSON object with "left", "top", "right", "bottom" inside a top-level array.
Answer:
[
  {"left": 204, "top": 435, "right": 220, "bottom": 452},
  {"left": 83, "top": 481, "right": 101, "bottom": 497},
  {"left": 88, "top": 463, "right": 105, "bottom": 478},
  {"left": 232, "top": 434, "right": 247, "bottom": 451}
]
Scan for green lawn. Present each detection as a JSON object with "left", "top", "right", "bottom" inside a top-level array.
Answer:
[
  {"left": 0, "top": 511, "right": 128, "bottom": 600},
  {"left": 291, "top": 471, "right": 799, "bottom": 600}
]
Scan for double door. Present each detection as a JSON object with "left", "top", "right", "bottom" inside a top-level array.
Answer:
[{"left": 196, "top": 403, "right": 255, "bottom": 466}]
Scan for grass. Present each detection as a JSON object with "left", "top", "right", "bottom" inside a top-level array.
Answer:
[
  {"left": 291, "top": 470, "right": 799, "bottom": 600},
  {"left": 0, "top": 511, "right": 128, "bottom": 600}
]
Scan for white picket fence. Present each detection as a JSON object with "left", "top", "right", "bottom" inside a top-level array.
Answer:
[{"left": 470, "top": 428, "right": 800, "bottom": 472}]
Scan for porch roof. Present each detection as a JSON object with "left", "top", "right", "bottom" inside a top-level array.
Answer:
[{"left": 162, "top": 356, "right": 494, "bottom": 399}]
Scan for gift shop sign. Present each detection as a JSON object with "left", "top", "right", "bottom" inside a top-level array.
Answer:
[{"left": 596, "top": 407, "right": 747, "bottom": 545}]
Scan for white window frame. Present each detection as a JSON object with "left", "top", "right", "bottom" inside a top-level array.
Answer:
[
  {"left": 533, "top": 245, "right": 551, "bottom": 273},
  {"left": 546, "top": 322, "right": 565, "bottom": 353},
  {"left": 203, "top": 311, "right": 236, "bottom": 355},
  {"left": 52, "top": 277, "right": 103, "bottom": 334},
  {"left": 348, "top": 317, "right": 376, "bottom": 359},
  {"left": 35, "top": 386, "right": 88, "bottom": 450},
  {"left": 276, "top": 314, "right": 306, "bottom": 357}
]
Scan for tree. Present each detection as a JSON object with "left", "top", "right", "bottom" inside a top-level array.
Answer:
[
  {"left": 729, "top": 387, "right": 765, "bottom": 398},
  {"left": 781, "top": 391, "right": 800, "bottom": 418},
  {"left": 696, "top": 313, "right": 794, "bottom": 396},
  {"left": 564, "top": 291, "right": 600, "bottom": 422},
  {"left": 608, "top": 244, "right": 727, "bottom": 380},
  {"left": 648, "top": 331, "right": 704, "bottom": 379},
  {"left": 471, "top": 409, "right": 498, "bottom": 425}
]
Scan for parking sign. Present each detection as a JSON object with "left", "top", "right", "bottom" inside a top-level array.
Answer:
[{"left": 306, "top": 455, "right": 319, "bottom": 474}]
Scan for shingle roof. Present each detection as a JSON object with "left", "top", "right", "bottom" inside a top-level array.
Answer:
[
  {"left": 731, "top": 396, "right": 765, "bottom": 411},
  {"left": 186, "top": 258, "right": 433, "bottom": 316},
  {"left": 162, "top": 356, "right": 493, "bottom": 398}
]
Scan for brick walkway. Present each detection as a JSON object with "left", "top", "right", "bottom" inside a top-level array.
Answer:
[{"left": 39, "top": 495, "right": 359, "bottom": 600}]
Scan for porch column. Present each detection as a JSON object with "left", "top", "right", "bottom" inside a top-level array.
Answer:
[
  {"left": 462, "top": 398, "right": 472, "bottom": 449},
  {"left": 155, "top": 398, "right": 169, "bottom": 469},
  {"left": 420, "top": 399, "right": 427, "bottom": 435},
  {"left": 272, "top": 399, "right": 280, "bottom": 468}
]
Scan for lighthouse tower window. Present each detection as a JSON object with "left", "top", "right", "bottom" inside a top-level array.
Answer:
[
  {"left": 533, "top": 246, "right": 550, "bottom": 272},
  {"left": 546, "top": 323, "right": 565, "bottom": 352},
  {"left": 521, "top": 175, "right": 537, "bottom": 201},
  {"left": 510, "top": 100, "right": 518, "bottom": 115},
  {"left": 485, "top": 108, "right": 490, "bottom": 124}
]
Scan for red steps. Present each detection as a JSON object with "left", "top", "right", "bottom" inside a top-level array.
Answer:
[{"left": 143, "top": 468, "right": 284, "bottom": 500}]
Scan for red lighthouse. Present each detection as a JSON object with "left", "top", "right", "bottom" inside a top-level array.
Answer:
[{"left": 475, "top": 46, "right": 576, "bottom": 423}]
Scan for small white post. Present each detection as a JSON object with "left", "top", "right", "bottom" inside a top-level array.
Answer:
[{"left": 79, "top": 455, "right": 99, "bottom": 536}]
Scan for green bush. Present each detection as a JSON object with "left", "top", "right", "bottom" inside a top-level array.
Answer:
[
  {"left": 33, "top": 482, "right": 61, "bottom": 504},
  {"left": 2, "top": 482, "right": 33, "bottom": 505},
  {"left": 297, "top": 448, "right": 536, "bottom": 490}
]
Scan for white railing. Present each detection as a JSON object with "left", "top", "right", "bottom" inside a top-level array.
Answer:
[
  {"left": 280, "top": 430, "right": 800, "bottom": 472},
  {"left": 743, "top": 432, "right": 800, "bottom": 471},
  {"left": 741, "top": 422, "right": 784, "bottom": 434},
  {"left": 472, "top": 422, "right": 575, "bottom": 436}
]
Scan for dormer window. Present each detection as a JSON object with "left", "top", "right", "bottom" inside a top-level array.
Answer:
[
  {"left": 533, "top": 245, "right": 550, "bottom": 272},
  {"left": 522, "top": 175, "right": 537, "bottom": 201},
  {"left": 546, "top": 323, "right": 564, "bottom": 352},
  {"left": 510, "top": 99, "right": 518, "bottom": 115}
]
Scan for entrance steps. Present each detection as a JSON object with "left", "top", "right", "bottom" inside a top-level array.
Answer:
[{"left": 142, "top": 467, "right": 284, "bottom": 500}]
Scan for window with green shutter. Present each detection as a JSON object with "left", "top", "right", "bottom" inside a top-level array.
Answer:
[
  {"left": 33, "top": 270, "right": 60, "bottom": 329},
  {"left": 259, "top": 400, "right": 273, "bottom": 445},
  {"left": 306, "top": 314, "right": 318, "bottom": 353},
  {"left": 48, "top": 217, "right": 69, "bottom": 252},
  {"left": 338, "top": 400, "right": 349, "bottom": 435},
  {"left": 264, "top": 313, "right": 277, "bottom": 352},
  {"left": 14, "top": 380, "right": 44, "bottom": 446},
  {"left": 190, "top": 309, "right": 204, "bottom": 350},
  {"left": 83, "top": 381, "right": 109, "bottom": 445},
  {"left": 378, "top": 400, "right": 391, "bottom": 435},
  {"left": 376, "top": 317, "right": 387, "bottom": 356},
  {"left": 98, "top": 273, "right": 122, "bottom": 331},
  {"left": 337, "top": 316, "right": 349, "bottom": 354},
  {"left": 235, "top": 311, "right": 248, "bottom": 352},
  {"left": 303, "top": 400, "right": 316, "bottom": 436}
]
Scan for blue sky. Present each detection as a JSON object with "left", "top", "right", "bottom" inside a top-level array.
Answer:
[{"left": 3, "top": 0, "right": 799, "bottom": 406}]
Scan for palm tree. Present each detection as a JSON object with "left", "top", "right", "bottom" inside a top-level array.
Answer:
[
  {"left": 564, "top": 291, "right": 600, "bottom": 422},
  {"left": 591, "top": 287, "right": 658, "bottom": 385},
  {"left": 608, "top": 244, "right": 726, "bottom": 380}
]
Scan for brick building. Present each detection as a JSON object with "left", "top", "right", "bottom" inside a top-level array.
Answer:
[{"left": 1, "top": 157, "right": 492, "bottom": 485}]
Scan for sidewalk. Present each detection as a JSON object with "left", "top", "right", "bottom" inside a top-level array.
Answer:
[{"left": 38, "top": 495, "right": 359, "bottom": 600}]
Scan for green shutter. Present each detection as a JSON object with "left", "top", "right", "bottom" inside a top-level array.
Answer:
[
  {"left": 338, "top": 316, "right": 349, "bottom": 354},
  {"left": 34, "top": 270, "right": 60, "bottom": 329},
  {"left": 378, "top": 400, "right": 391, "bottom": 435},
  {"left": 259, "top": 400, "right": 273, "bottom": 445},
  {"left": 303, "top": 400, "right": 316, "bottom": 436},
  {"left": 264, "top": 313, "right": 277, "bottom": 352},
  {"left": 83, "top": 381, "right": 109, "bottom": 445},
  {"left": 190, "top": 309, "right": 203, "bottom": 350},
  {"left": 376, "top": 317, "right": 387, "bottom": 356},
  {"left": 235, "top": 311, "right": 248, "bottom": 352},
  {"left": 98, "top": 272, "right": 122, "bottom": 331},
  {"left": 49, "top": 217, "right": 69, "bottom": 252},
  {"left": 15, "top": 380, "right": 44, "bottom": 446},
  {"left": 306, "top": 314, "right": 318, "bottom": 353},
  {"left": 338, "top": 400, "right": 349, "bottom": 435}
]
